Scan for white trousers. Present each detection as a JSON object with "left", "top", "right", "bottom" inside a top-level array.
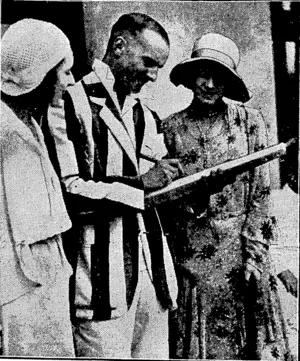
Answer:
[{"left": 73, "top": 261, "right": 169, "bottom": 359}]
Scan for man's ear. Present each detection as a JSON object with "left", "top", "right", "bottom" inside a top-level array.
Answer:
[{"left": 113, "top": 36, "right": 127, "bottom": 57}]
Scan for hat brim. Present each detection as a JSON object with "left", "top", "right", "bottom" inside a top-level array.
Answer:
[{"left": 170, "top": 57, "right": 251, "bottom": 103}]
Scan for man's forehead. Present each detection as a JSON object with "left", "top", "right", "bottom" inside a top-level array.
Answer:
[{"left": 138, "top": 28, "right": 169, "bottom": 53}]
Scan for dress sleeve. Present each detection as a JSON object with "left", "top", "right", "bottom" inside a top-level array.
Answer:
[
  {"left": 241, "top": 108, "right": 274, "bottom": 273},
  {"left": 160, "top": 115, "right": 177, "bottom": 158}
]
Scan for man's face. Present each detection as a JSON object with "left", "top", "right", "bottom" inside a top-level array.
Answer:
[
  {"left": 192, "top": 62, "right": 227, "bottom": 106},
  {"left": 115, "top": 28, "right": 169, "bottom": 95}
]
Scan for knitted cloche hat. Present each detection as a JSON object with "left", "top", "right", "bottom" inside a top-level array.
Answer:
[
  {"left": 170, "top": 33, "right": 250, "bottom": 103},
  {"left": 1, "top": 18, "right": 73, "bottom": 96}
]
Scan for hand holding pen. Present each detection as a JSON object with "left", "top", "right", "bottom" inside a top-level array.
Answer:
[{"left": 140, "top": 153, "right": 184, "bottom": 191}]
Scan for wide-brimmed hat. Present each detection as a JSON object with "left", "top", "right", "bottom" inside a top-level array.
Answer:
[
  {"left": 1, "top": 18, "right": 73, "bottom": 97},
  {"left": 170, "top": 33, "right": 250, "bottom": 103}
]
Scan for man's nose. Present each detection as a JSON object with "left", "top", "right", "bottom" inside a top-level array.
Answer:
[{"left": 147, "top": 67, "right": 158, "bottom": 82}]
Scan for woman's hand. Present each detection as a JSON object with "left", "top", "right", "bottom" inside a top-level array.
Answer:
[
  {"left": 277, "top": 269, "right": 298, "bottom": 297},
  {"left": 245, "top": 259, "right": 262, "bottom": 282}
]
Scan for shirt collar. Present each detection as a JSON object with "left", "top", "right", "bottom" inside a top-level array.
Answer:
[{"left": 92, "top": 59, "right": 138, "bottom": 114}]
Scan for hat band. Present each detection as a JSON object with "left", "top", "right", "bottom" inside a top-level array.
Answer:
[{"left": 191, "top": 48, "right": 237, "bottom": 71}]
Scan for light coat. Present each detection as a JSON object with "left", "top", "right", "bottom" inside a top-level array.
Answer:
[{"left": 0, "top": 101, "right": 71, "bottom": 305}]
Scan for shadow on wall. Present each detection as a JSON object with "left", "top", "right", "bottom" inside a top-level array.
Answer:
[{"left": 83, "top": 1, "right": 279, "bottom": 187}]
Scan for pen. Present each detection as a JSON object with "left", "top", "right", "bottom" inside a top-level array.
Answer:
[
  {"left": 140, "top": 153, "right": 185, "bottom": 176},
  {"left": 139, "top": 153, "right": 159, "bottom": 164}
]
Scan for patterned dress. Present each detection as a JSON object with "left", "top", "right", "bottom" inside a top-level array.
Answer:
[{"left": 161, "top": 100, "right": 292, "bottom": 360}]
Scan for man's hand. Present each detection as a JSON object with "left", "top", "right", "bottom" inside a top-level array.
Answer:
[{"left": 141, "top": 159, "right": 183, "bottom": 191}]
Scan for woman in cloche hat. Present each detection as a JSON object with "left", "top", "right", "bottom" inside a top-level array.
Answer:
[
  {"left": 162, "top": 33, "right": 291, "bottom": 359},
  {"left": 1, "top": 18, "right": 75, "bottom": 356}
]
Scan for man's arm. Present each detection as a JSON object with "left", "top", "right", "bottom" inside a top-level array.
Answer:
[
  {"left": 47, "top": 96, "right": 144, "bottom": 212},
  {"left": 47, "top": 90, "right": 182, "bottom": 213}
]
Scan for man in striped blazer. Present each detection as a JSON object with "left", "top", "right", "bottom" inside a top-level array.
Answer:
[{"left": 45, "top": 12, "right": 181, "bottom": 359}]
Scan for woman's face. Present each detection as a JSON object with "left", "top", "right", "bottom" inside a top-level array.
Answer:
[
  {"left": 52, "top": 59, "right": 75, "bottom": 105},
  {"left": 36, "top": 58, "right": 75, "bottom": 108},
  {"left": 192, "top": 63, "right": 227, "bottom": 106}
]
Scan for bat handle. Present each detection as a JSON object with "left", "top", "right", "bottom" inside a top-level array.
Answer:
[{"left": 285, "top": 137, "right": 297, "bottom": 149}]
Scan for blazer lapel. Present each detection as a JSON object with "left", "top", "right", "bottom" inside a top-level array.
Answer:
[
  {"left": 90, "top": 97, "right": 139, "bottom": 173},
  {"left": 84, "top": 67, "right": 139, "bottom": 173}
]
